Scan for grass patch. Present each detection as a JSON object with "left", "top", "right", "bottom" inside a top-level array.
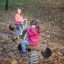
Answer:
[{"left": 0, "top": 0, "right": 38, "bottom": 9}]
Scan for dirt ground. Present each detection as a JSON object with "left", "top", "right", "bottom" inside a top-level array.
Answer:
[{"left": 0, "top": 0, "right": 64, "bottom": 64}]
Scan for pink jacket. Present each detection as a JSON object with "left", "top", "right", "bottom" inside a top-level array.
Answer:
[{"left": 27, "top": 27, "right": 41, "bottom": 46}]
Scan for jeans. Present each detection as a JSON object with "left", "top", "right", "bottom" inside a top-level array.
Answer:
[
  {"left": 14, "top": 30, "right": 20, "bottom": 39},
  {"left": 16, "top": 24, "right": 23, "bottom": 35},
  {"left": 20, "top": 40, "right": 30, "bottom": 53}
]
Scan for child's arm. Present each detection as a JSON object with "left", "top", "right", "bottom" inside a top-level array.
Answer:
[{"left": 27, "top": 29, "right": 34, "bottom": 36}]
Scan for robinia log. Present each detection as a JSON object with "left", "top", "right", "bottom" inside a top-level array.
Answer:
[
  {"left": 18, "top": 44, "right": 52, "bottom": 59},
  {"left": 26, "top": 44, "right": 47, "bottom": 52}
]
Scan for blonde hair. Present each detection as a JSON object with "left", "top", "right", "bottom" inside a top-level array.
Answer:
[{"left": 17, "top": 8, "right": 22, "bottom": 13}]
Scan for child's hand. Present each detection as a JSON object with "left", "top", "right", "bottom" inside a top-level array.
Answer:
[
  {"left": 24, "top": 19, "right": 27, "bottom": 21},
  {"left": 17, "top": 38, "right": 22, "bottom": 43}
]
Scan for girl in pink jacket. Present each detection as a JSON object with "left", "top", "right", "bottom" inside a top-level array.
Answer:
[{"left": 20, "top": 20, "right": 41, "bottom": 53}]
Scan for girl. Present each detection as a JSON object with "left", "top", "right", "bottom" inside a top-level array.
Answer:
[
  {"left": 15, "top": 8, "right": 26, "bottom": 35},
  {"left": 20, "top": 20, "right": 41, "bottom": 53}
]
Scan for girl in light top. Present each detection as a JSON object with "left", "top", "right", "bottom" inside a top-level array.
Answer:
[{"left": 15, "top": 8, "right": 26, "bottom": 35}]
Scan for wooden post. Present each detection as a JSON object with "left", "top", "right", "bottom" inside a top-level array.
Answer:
[{"left": 5, "top": 0, "right": 8, "bottom": 10}]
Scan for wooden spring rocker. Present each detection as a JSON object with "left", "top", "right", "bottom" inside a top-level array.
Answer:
[
  {"left": 18, "top": 43, "right": 51, "bottom": 59},
  {"left": 18, "top": 30, "right": 52, "bottom": 59},
  {"left": 9, "top": 23, "right": 52, "bottom": 59}
]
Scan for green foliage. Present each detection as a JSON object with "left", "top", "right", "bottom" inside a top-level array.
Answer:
[
  {"left": 0, "top": 0, "right": 38, "bottom": 11},
  {"left": 0, "top": 0, "right": 5, "bottom": 6}
]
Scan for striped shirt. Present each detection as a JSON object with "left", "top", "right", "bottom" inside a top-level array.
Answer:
[{"left": 28, "top": 51, "right": 39, "bottom": 64}]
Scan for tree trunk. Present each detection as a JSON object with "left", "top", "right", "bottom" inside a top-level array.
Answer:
[{"left": 5, "top": 0, "right": 8, "bottom": 10}]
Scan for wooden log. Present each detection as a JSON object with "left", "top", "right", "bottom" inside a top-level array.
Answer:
[
  {"left": 26, "top": 44, "right": 47, "bottom": 52},
  {"left": 18, "top": 43, "right": 46, "bottom": 52},
  {"left": 18, "top": 43, "right": 52, "bottom": 59}
]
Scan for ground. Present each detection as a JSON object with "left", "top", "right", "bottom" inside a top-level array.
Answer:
[{"left": 0, "top": 0, "right": 64, "bottom": 64}]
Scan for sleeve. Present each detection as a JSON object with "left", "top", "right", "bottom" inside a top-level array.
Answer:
[{"left": 27, "top": 29, "right": 34, "bottom": 36}]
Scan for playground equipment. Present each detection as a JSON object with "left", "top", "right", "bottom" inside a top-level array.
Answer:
[
  {"left": 17, "top": 25, "right": 52, "bottom": 59},
  {"left": 18, "top": 40, "right": 51, "bottom": 64},
  {"left": 18, "top": 40, "right": 52, "bottom": 59}
]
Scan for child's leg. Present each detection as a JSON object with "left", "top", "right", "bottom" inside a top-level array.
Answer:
[
  {"left": 16, "top": 24, "right": 19, "bottom": 29},
  {"left": 20, "top": 40, "right": 30, "bottom": 53},
  {"left": 14, "top": 30, "right": 20, "bottom": 39},
  {"left": 18, "top": 24, "right": 23, "bottom": 35},
  {"left": 16, "top": 24, "right": 23, "bottom": 35}
]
